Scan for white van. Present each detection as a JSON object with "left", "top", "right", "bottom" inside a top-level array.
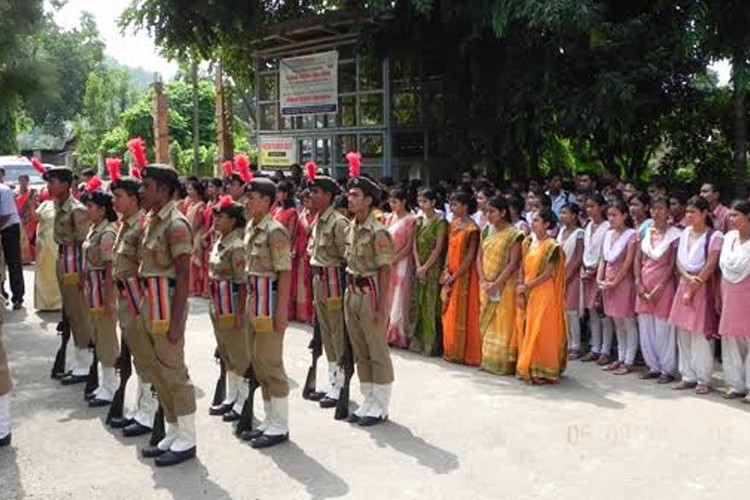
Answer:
[{"left": 0, "top": 156, "right": 47, "bottom": 189}]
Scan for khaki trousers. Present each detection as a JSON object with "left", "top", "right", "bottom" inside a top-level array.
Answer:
[
  {"left": 245, "top": 291, "right": 288, "bottom": 399},
  {"left": 140, "top": 295, "right": 195, "bottom": 423},
  {"left": 313, "top": 275, "right": 345, "bottom": 363},
  {"left": 90, "top": 311, "right": 119, "bottom": 368},
  {"left": 210, "top": 308, "right": 251, "bottom": 377},
  {"left": 0, "top": 327, "right": 11, "bottom": 396},
  {"left": 56, "top": 262, "right": 91, "bottom": 349},
  {"left": 344, "top": 287, "right": 394, "bottom": 384},
  {"left": 118, "top": 298, "right": 155, "bottom": 384}
]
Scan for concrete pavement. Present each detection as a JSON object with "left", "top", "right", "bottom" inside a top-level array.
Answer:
[{"left": 1, "top": 269, "right": 749, "bottom": 500}]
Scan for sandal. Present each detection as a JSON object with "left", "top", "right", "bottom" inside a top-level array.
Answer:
[
  {"left": 743, "top": 395, "right": 750, "bottom": 404},
  {"left": 722, "top": 389, "right": 745, "bottom": 400},
  {"left": 695, "top": 384, "right": 710, "bottom": 395},
  {"left": 602, "top": 361, "right": 622, "bottom": 371},
  {"left": 596, "top": 354, "right": 611, "bottom": 366},
  {"left": 579, "top": 352, "right": 598, "bottom": 362},
  {"left": 657, "top": 374, "right": 675, "bottom": 384},
  {"left": 639, "top": 370, "right": 660, "bottom": 380},
  {"left": 568, "top": 350, "right": 580, "bottom": 360},
  {"left": 673, "top": 381, "right": 698, "bottom": 390},
  {"left": 612, "top": 364, "right": 633, "bottom": 375}
]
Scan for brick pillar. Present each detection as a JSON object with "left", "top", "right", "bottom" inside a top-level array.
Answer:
[
  {"left": 215, "top": 65, "right": 234, "bottom": 176},
  {"left": 153, "top": 81, "right": 170, "bottom": 164}
]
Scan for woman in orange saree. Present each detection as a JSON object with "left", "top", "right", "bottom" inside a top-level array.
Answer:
[
  {"left": 516, "top": 208, "right": 568, "bottom": 383},
  {"left": 441, "top": 191, "right": 481, "bottom": 366}
]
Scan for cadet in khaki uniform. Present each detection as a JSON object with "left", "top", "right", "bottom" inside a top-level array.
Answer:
[
  {"left": 110, "top": 172, "right": 158, "bottom": 436},
  {"left": 137, "top": 165, "right": 197, "bottom": 467},
  {"left": 307, "top": 172, "right": 349, "bottom": 408},
  {"left": 207, "top": 196, "right": 250, "bottom": 424},
  {"left": 81, "top": 189, "right": 120, "bottom": 407},
  {"left": 0, "top": 242, "right": 10, "bottom": 446},
  {"left": 344, "top": 174, "right": 395, "bottom": 426},
  {"left": 44, "top": 167, "right": 93, "bottom": 384},
  {"left": 241, "top": 177, "right": 292, "bottom": 449}
]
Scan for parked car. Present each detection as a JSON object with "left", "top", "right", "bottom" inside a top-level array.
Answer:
[{"left": 0, "top": 156, "right": 47, "bottom": 190}]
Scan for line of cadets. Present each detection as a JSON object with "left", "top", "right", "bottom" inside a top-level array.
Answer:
[{"left": 41, "top": 142, "right": 395, "bottom": 467}]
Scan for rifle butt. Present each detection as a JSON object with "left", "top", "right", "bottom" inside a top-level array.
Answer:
[
  {"left": 149, "top": 404, "right": 165, "bottom": 446},
  {"left": 302, "top": 365, "right": 317, "bottom": 400}
]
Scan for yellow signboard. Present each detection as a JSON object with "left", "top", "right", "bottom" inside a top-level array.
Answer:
[{"left": 259, "top": 137, "right": 297, "bottom": 168}]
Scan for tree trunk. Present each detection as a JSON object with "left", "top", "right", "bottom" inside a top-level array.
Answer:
[
  {"left": 192, "top": 58, "right": 200, "bottom": 175},
  {"left": 0, "top": 104, "right": 18, "bottom": 154},
  {"left": 731, "top": 49, "right": 748, "bottom": 199}
]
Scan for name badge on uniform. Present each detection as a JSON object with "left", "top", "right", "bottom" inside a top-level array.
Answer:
[
  {"left": 143, "top": 276, "right": 172, "bottom": 334},
  {"left": 211, "top": 280, "right": 238, "bottom": 330},
  {"left": 59, "top": 245, "right": 83, "bottom": 284},
  {"left": 249, "top": 276, "right": 275, "bottom": 333},
  {"left": 87, "top": 269, "right": 106, "bottom": 319}
]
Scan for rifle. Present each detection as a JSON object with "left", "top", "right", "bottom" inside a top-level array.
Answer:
[
  {"left": 235, "top": 365, "right": 261, "bottom": 437},
  {"left": 302, "top": 314, "right": 323, "bottom": 400},
  {"left": 335, "top": 267, "right": 354, "bottom": 420},
  {"left": 106, "top": 340, "right": 132, "bottom": 425},
  {"left": 50, "top": 315, "right": 71, "bottom": 379},
  {"left": 211, "top": 348, "right": 227, "bottom": 408},
  {"left": 84, "top": 346, "right": 99, "bottom": 399},
  {"left": 149, "top": 402, "right": 165, "bottom": 446}
]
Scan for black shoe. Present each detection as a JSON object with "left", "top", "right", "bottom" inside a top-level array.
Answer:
[
  {"left": 208, "top": 402, "right": 233, "bottom": 416},
  {"left": 319, "top": 397, "right": 338, "bottom": 408},
  {"left": 108, "top": 417, "right": 134, "bottom": 429},
  {"left": 141, "top": 444, "right": 167, "bottom": 458},
  {"left": 358, "top": 416, "right": 387, "bottom": 427},
  {"left": 84, "top": 390, "right": 97, "bottom": 401},
  {"left": 88, "top": 398, "right": 112, "bottom": 408},
  {"left": 222, "top": 409, "right": 240, "bottom": 422},
  {"left": 308, "top": 391, "right": 326, "bottom": 401},
  {"left": 0, "top": 433, "right": 10, "bottom": 447},
  {"left": 239, "top": 428, "right": 264, "bottom": 442},
  {"left": 123, "top": 421, "right": 152, "bottom": 437},
  {"left": 154, "top": 447, "right": 196, "bottom": 467},
  {"left": 250, "top": 433, "right": 289, "bottom": 449},
  {"left": 51, "top": 369, "right": 66, "bottom": 380},
  {"left": 639, "top": 370, "right": 660, "bottom": 380},
  {"left": 60, "top": 373, "right": 87, "bottom": 385},
  {"left": 12, "top": 302, "right": 22, "bottom": 310},
  {"left": 346, "top": 413, "right": 360, "bottom": 424}
]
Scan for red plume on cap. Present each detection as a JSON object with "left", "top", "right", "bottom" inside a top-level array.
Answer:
[
  {"left": 346, "top": 151, "right": 362, "bottom": 178},
  {"left": 106, "top": 157, "right": 122, "bottom": 182},
  {"left": 235, "top": 154, "right": 253, "bottom": 182},
  {"left": 221, "top": 160, "right": 234, "bottom": 178},
  {"left": 86, "top": 175, "right": 103, "bottom": 194},
  {"left": 305, "top": 161, "right": 317, "bottom": 182},
  {"left": 130, "top": 166, "right": 142, "bottom": 180},
  {"left": 217, "top": 195, "right": 234, "bottom": 210},
  {"left": 30, "top": 157, "right": 47, "bottom": 174},
  {"left": 127, "top": 137, "right": 148, "bottom": 168}
]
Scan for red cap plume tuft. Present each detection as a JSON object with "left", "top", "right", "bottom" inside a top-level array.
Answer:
[
  {"left": 305, "top": 161, "right": 317, "bottom": 182},
  {"left": 127, "top": 137, "right": 148, "bottom": 168},
  {"left": 130, "top": 166, "right": 142, "bottom": 180},
  {"left": 106, "top": 157, "right": 122, "bottom": 182},
  {"left": 218, "top": 195, "right": 234, "bottom": 210},
  {"left": 346, "top": 151, "right": 362, "bottom": 178},
  {"left": 235, "top": 154, "right": 252, "bottom": 182},
  {"left": 86, "top": 175, "right": 103, "bottom": 193},
  {"left": 30, "top": 157, "right": 47, "bottom": 174},
  {"left": 221, "top": 160, "right": 234, "bottom": 178}
]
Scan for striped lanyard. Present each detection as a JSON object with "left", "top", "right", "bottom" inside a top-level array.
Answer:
[
  {"left": 211, "top": 280, "right": 237, "bottom": 316},
  {"left": 249, "top": 276, "right": 276, "bottom": 317},
  {"left": 60, "top": 244, "right": 83, "bottom": 274}
]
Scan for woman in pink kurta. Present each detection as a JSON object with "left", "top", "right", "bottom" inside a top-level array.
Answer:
[
  {"left": 634, "top": 196, "right": 680, "bottom": 383},
  {"left": 273, "top": 181, "right": 300, "bottom": 320},
  {"left": 185, "top": 179, "right": 207, "bottom": 297},
  {"left": 668, "top": 196, "right": 722, "bottom": 395},
  {"left": 718, "top": 201, "right": 750, "bottom": 401},
  {"left": 557, "top": 203, "right": 584, "bottom": 359},
  {"left": 293, "top": 193, "right": 315, "bottom": 324},
  {"left": 579, "top": 194, "right": 614, "bottom": 364},
  {"left": 597, "top": 199, "right": 638, "bottom": 375},
  {"left": 385, "top": 188, "right": 417, "bottom": 348}
]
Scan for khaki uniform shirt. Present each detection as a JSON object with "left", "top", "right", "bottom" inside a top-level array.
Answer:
[
  {"left": 113, "top": 211, "right": 144, "bottom": 279},
  {"left": 140, "top": 201, "right": 193, "bottom": 278},
  {"left": 54, "top": 196, "right": 89, "bottom": 246},
  {"left": 209, "top": 228, "right": 246, "bottom": 284},
  {"left": 244, "top": 212, "right": 292, "bottom": 278},
  {"left": 308, "top": 206, "right": 348, "bottom": 268},
  {"left": 345, "top": 210, "right": 394, "bottom": 277},
  {"left": 82, "top": 219, "right": 117, "bottom": 270}
]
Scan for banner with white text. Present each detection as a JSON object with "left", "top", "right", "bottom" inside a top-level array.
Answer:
[{"left": 279, "top": 51, "right": 338, "bottom": 116}]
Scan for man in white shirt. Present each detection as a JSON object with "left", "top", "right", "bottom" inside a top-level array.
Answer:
[
  {"left": 547, "top": 174, "right": 574, "bottom": 217},
  {"left": 0, "top": 170, "right": 24, "bottom": 309}
]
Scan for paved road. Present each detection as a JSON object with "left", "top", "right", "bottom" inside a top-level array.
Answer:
[{"left": 1, "top": 269, "right": 749, "bottom": 500}]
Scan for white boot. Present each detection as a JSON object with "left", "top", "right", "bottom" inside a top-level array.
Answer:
[
  {"left": 222, "top": 371, "right": 239, "bottom": 406},
  {"left": 125, "top": 382, "right": 143, "bottom": 421},
  {"left": 258, "top": 400, "right": 271, "bottom": 432},
  {"left": 367, "top": 384, "right": 392, "bottom": 419},
  {"left": 325, "top": 364, "right": 341, "bottom": 400},
  {"left": 134, "top": 382, "right": 156, "bottom": 428},
  {"left": 265, "top": 397, "right": 288, "bottom": 436},
  {"left": 157, "top": 421, "right": 179, "bottom": 451},
  {"left": 0, "top": 393, "right": 10, "bottom": 439},
  {"left": 95, "top": 367, "right": 119, "bottom": 402},
  {"left": 354, "top": 382, "right": 372, "bottom": 418},
  {"left": 72, "top": 348, "right": 91, "bottom": 376},
  {"left": 232, "top": 374, "right": 249, "bottom": 414},
  {"left": 170, "top": 413, "right": 197, "bottom": 452}
]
